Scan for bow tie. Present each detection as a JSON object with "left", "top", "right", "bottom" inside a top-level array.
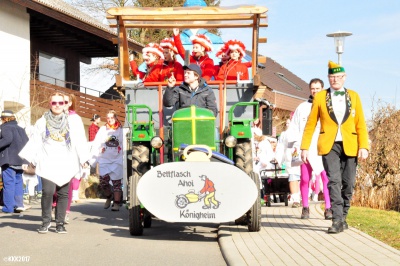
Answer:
[{"left": 333, "top": 91, "right": 345, "bottom": 96}]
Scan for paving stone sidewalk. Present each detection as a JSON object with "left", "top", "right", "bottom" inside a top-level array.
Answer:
[{"left": 218, "top": 202, "right": 400, "bottom": 266}]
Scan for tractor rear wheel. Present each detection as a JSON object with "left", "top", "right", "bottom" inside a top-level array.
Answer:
[
  {"left": 235, "top": 140, "right": 253, "bottom": 175},
  {"left": 247, "top": 172, "right": 261, "bottom": 232},
  {"left": 132, "top": 145, "right": 150, "bottom": 175},
  {"left": 128, "top": 145, "right": 150, "bottom": 236},
  {"left": 128, "top": 172, "right": 143, "bottom": 236}
]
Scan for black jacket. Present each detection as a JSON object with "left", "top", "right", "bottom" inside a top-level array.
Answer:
[
  {"left": 0, "top": 120, "right": 29, "bottom": 167},
  {"left": 163, "top": 78, "right": 218, "bottom": 116}
]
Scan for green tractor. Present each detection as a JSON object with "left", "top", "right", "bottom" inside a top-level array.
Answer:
[
  {"left": 107, "top": 4, "right": 268, "bottom": 236},
  {"left": 125, "top": 101, "right": 261, "bottom": 236}
]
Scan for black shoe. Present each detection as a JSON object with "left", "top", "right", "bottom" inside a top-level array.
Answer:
[
  {"left": 38, "top": 223, "right": 51, "bottom": 234},
  {"left": 56, "top": 224, "right": 67, "bottom": 234},
  {"left": 324, "top": 208, "right": 333, "bottom": 220},
  {"left": 202, "top": 205, "right": 211, "bottom": 209},
  {"left": 328, "top": 221, "right": 344, "bottom": 234},
  {"left": 301, "top": 207, "right": 310, "bottom": 219},
  {"left": 343, "top": 220, "right": 349, "bottom": 230}
]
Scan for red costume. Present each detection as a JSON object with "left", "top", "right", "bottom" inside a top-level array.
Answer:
[
  {"left": 216, "top": 59, "right": 249, "bottom": 81},
  {"left": 174, "top": 34, "right": 215, "bottom": 81},
  {"left": 215, "top": 39, "right": 249, "bottom": 81},
  {"left": 159, "top": 60, "right": 184, "bottom": 82},
  {"left": 130, "top": 60, "right": 164, "bottom": 82},
  {"left": 129, "top": 43, "right": 165, "bottom": 82}
]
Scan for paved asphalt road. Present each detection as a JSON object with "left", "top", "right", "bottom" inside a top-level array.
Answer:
[{"left": 0, "top": 199, "right": 226, "bottom": 266}]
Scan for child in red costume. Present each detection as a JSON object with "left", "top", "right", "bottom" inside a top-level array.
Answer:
[
  {"left": 129, "top": 43, "right": 164, "bottom": 82},
  {"left": 216, "top": 39, "right": 249, "bottom": 81},
  {"left": 159, "top": 38, "right": 184, "bottom": 82},
  {"left": 173, "top": 28, "right": 215, "bottom": 81},
  {"left": 214, "top": 44, "right": 231, "bottom": 78}
]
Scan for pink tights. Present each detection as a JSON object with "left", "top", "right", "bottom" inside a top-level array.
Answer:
[
  {"left": 52, "top": 177, "right": 81, "bottom": 213},
  {"left": 300, "top": 163, "right": 331, "bottom": 208}
]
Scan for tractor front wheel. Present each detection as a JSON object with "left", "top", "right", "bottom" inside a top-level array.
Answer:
[
  {"left": 235, "top": 140, "right": 253, "bottom": 175},
  {"left": 247, "top": 172, "right": 261, "bottom": 232},
  {"left": 128, "top": 172, "right": 143, "bottom": 236}
]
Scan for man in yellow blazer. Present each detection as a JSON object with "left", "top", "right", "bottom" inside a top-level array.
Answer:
[{"left": 300, "top": 61, "right": 369, "bottom": 234}]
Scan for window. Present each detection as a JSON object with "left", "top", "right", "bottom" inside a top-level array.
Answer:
[{"left": 39, "top": 52, "right": 66, "bottom": 87}]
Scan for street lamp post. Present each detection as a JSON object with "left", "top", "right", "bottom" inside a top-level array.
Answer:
[{"left": 326, "top": 31, "right": 352, "bottom": 65}]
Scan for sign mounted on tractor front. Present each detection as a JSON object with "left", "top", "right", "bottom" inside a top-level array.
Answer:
[{"left": 137, "top": 161, "right": 258, "bottom": 223}]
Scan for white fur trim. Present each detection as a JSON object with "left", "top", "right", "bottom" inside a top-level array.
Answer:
[
  {"left": 143, "top": 47, "right": 164, "bottom": 60},
  {"left": 228, "top": 44, "right": 246, "bottom": 56},
  {"left": 190, "top": 35, "right": 213, "bottom": 52}
]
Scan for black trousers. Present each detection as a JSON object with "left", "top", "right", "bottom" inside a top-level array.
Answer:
[
  {"left": 322, "top": 142, "right": 357, "bottom": 222},
  {"left": 41, "top": 178, "right": 70, "bottom": 225}
]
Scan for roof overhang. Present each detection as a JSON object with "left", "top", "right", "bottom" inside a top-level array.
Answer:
[{"left": 10, "top": 0, "right": 144, "bottom": 58}]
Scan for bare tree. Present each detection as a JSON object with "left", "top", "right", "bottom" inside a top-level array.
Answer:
[{"left": 68, "top": 0, "right": 221, "bottom": 44}]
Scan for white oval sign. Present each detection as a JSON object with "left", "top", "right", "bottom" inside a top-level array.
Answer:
[{"left": 137, "top": 162, "right": 258, "bottom": 223}]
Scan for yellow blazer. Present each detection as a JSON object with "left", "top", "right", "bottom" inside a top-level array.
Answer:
[{"left": 300, "top": 88, "right": 369, "bottom": 156}]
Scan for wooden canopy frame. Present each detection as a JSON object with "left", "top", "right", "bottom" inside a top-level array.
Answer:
[{"left": 106, "top": 5, "right": 268, "bottom": 87}]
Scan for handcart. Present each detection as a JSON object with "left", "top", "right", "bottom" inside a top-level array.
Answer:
[{"left": 260, "top": 161, "right": 290, "bottom": 207}]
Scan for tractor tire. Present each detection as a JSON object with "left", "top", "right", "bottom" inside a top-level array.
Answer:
[
  {"left": 128, "top": 172, "right": 143, "bottom": 236},
  {"left": 132, "top": 145, "right": 150, "bottom": 175},
  {"left": 128, "top": 145, "right": 150, "bottom": 236},
  {"left": 143, "top": 210, "right": 152, "bottom": 228},
  {"left": 247, "top": 172, "right": 261, "bottom": 232},
  {"left": 235, "top": 140, "right": 253, "bottom": 175}
]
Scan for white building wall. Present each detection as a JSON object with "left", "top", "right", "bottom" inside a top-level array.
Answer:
[{"left": 0, "top": 0, "right": 31, "bottom": 126}]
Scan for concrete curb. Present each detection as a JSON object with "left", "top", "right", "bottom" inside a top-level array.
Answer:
[{"left": 218, "top": 222, "right": 247, "bottom": 266}]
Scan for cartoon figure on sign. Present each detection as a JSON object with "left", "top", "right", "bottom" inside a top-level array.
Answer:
[
  {"left": 101, "top": 135, "right": 121, "bottom": 154},
  {"left": 174, "top": 175, "right": 221, "bottom": 209},
  {"left": 199, "top": 175, "right": 220, "bottom": 209},
  {"left": 175, "top": 189, "right": 205, "bottom": 209}
]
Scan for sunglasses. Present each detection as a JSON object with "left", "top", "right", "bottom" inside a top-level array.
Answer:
[{"left": 51, "top": 101, "right": 65, "bottom": 106}]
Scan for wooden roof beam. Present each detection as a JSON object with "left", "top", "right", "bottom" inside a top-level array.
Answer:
[{"left": 109, "top": 23, "right": 268, "bottom": 29}]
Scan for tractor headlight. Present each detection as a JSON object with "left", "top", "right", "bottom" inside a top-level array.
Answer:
[
  {"left": 150, "top": 136, "right": 164, "bottom": 149},
  {"left": 225, "top": 136, "right": 237, "bottom": 148}
]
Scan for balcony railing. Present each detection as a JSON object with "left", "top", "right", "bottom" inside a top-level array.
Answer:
[{"left": 30, "top": 79, "right": 125, "bottom": 124}]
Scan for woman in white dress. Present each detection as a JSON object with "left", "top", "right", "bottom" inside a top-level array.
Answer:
[
  {"left": 90, "top": 110, "right": 124, "bottom": 211},
  {"left": 20, "top": 92, "right": 89, "bottom": 234}
]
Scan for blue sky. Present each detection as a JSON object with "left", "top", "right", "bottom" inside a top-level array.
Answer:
[
  {"left": 80, "top": 0, "right": 400, "bottom": 120},
  {"left": 221, "top": 0, "right": 400, "bottom": 120}
]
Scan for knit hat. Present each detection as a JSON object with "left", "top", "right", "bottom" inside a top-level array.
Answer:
[
  {"left": 160, "top": 38, "right": 178, "bottom": 54},
  {"left": 328, "top": 61, "right": 345, "bottom": 74},
  {"left": 142, "top": 43, "right": 164, "bottom": 60},
  {"left": 225, "top": 39, "right": 246, "bottom": 57},
  {"left": 190, "top": 34, "right": 213, "bottom": 52},
  {"left": 1, "top": 110, "right": 14, "bottom": 118}
]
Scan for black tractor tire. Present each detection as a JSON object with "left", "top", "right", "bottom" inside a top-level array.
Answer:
[
  {"left": 132, "top": 144, "right": 150, "bottom": 175},
  {"left": 247, "top": 172, "right": 261, "bottom": 232},
  {"left": 143, "top": 209, "right": 152, "bottom": 228},
  {"left": 128, "top": 172, "right": 143, "bottom": 236},
  {"left": 235, "top": 140, "right": 253, "bottom": 175}
]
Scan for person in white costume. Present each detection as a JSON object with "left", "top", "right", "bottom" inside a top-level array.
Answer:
[
  {"left": 275, "top": 118, "right": 301, "bottom": 207},
  {"left": 90, "top": 110, "right": 124, "bottom": 211},
  {"left": 20, "top": 92, "right": 89, "bottom": 234},
  {"left": 288, "top": 78, "right": 332, "bottom": 220}
]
